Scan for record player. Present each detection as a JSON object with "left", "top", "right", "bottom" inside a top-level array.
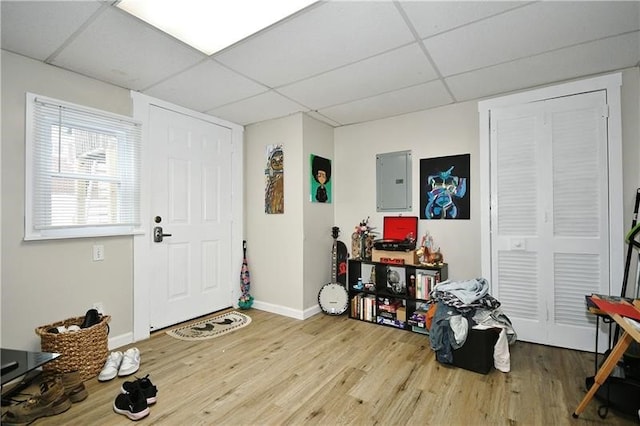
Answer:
[{"left": 373, "top": 216, "right": 418, "bottom": 251}]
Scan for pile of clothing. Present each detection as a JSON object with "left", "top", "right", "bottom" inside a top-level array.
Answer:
[{"left": 427, "top": 277, "right": 516, "bottom": 372}]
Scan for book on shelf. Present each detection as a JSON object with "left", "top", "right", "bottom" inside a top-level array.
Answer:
[
  {"left": 408, "top": 310, "right": 427, "bottom": 328},
  {"left": 351, "top": 293, "right": 376, "bottom": 322},
  {"left": 415, "top": 270, "right": 441, "bottom": 300},
  {"left": 408, "top": 299, "right": 433, "bottom": 328},
  {"left": 377, "top": 316, "right": 405, "bottom": 329}
]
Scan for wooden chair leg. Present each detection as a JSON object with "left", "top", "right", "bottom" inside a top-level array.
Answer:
[{"left": 572, "top": 332, "right": 633, "bottom": 418}]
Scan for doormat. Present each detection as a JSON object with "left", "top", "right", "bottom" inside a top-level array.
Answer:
[{"left": 166, "top": 311, "right": 251, "bottom": 341}]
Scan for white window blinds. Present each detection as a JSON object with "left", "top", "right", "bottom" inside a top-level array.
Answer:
[{"left": 25, "top": 93, "right": 142, "bottom": 240}]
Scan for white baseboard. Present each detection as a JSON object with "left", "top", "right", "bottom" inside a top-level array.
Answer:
[
  {"left": 251, "top": 299, "right": 304, "bottom": 319},
  {"left": 108, "top": 332, "right": 134, "bottom": 350},
  {"left": 303, "top": 304, "right": 322, "bottom": 319},
  {"left": 250, "top": 300, "right": 321, "bottom": 320}
]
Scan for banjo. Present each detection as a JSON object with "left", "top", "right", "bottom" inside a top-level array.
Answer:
[{"left": 318, "top": 226, "right": 349, "bottom": 315}]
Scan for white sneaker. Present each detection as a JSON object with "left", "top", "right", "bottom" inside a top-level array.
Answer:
[
  {"left": 98, "top": 351, "right": 123, "bottom": 381},
  {"left": 118, "top": 347, "right": 140, "bottom": 377}
]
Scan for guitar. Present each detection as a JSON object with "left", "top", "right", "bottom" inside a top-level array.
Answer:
[{"left": 318, "top": 226, "right": 349, "bottom": 315}]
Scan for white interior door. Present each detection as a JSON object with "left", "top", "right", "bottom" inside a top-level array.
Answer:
[
  {"left": 490, "top": 91, "right": 610, "bottom": 351},
  {"left": 149, "top": 106, "right": 233, "bottom": 330}
]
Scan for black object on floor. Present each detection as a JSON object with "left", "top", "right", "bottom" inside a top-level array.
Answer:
[
  {"left": 121, "top": 375, "right": 158, "bottom": 405},
  {"left": 452, "top": 328, "right": 500, "bottom": 374},
  {"left": 585, "top": 374, "right": 640, "bottom": 418},
  {"left": 113, "top": 387, "right": 149, "bottom": 421}
]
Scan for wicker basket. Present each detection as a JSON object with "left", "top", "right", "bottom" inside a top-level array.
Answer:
[{"left": 35, "top": 315, "right": 110, "bottom": 381}]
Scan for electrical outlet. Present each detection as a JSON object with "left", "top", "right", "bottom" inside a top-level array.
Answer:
[
  {"left": 92, "top": 245, "right": 105, "bottom": 261},
  {"left": 92, "top": 302, "right": 105, "bottom": 314}
]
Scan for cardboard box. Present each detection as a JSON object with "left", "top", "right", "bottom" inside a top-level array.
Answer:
[
  {"left": 396, "top": 307, "right": 406, "bottom": 322},
  {"left": 372, "top": 249, "right": 419, "bottom": 265}
]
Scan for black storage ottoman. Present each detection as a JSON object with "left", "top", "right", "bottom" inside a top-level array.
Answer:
[{"left": 452, "top": 327, "right": 500, "bottom": 374}]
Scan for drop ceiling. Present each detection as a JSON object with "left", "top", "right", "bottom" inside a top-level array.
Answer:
[{"left": 2, "top": 1, "right": 639, "bottom": 127}]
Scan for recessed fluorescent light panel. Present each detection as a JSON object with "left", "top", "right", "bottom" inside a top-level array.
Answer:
[{"left": 116, "top": 0, "right": 317, "bottom": 55}]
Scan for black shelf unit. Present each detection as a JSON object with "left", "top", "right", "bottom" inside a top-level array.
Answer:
[{"left": 347, "top": 258, "right": 448, "bottom": 333}]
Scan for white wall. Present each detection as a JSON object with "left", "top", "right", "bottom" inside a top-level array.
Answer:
[
  {"left": 334, "top": 67, "right": 640, "bottom": 290},
  {"left": 620, "top": 67, "right": 640, "bottom": 297},
  {"left": 244, "top": 113, "right": 335, "bottom": 318},
  {"left": 302, "top": 114, "right": 335, "bottom": 311},
  {"left": 244, "top": 114, "right": 305, "bottom": 317},
  {"left": 335, "top": 101, "right": 481, "bottom": 281},
  {"left": 1, "top": 51, "right": 134, "bottom": 350},
  {"left": 621, "top": 68, "right": 640, "bottom": 231}
]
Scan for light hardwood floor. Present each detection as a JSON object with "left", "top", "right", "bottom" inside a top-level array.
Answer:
[{"left": 22, "top": 309, "right": 640, "bottom": 425}]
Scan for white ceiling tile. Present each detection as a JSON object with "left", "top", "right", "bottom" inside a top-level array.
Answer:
[
  {"left": 400, "top": 1, "right": 525, "bottom": 38},
  {"left": 144, "top": 59, "right": 269, "bottom": 112},
  {"left": 1, "top": 1, "right": 103, "bottom": 60},
  {"left": 319, "top": 80, "right": 453, "bottom": 125},
  {"left": 215, "top": 1, "right": 415, "bottom": 88},
  {"left": 425, "top": 1, "right": 640, "bottom": 76},
  {"left": 278, "top": 43, "right": 437, "bottom": 109},
  {"left": 208, "top": 91, "right": 308, "bottom": 126},
  {"left": 3, "top": 1, "right": 637, "bottom": 128},
  {"left": 446, "top": 32, "right": 640, "bottom": 102},
  {"left": 51, "top": 7, "right": 205, "bottom": 90}
]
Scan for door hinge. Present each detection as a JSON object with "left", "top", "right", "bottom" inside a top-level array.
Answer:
[{"left": 602, "top": 104, "right": 609, "bottom": 118}]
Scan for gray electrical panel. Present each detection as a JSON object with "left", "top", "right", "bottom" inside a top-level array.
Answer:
[{"left": 376, "top": 150, "right": 412, "bottom": 212}]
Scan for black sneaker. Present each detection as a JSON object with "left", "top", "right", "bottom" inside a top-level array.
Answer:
[
  {"left": 121, "top": 375, "right": 157, "bottom": 404},
  {"left": 113, "top": 386, "right": 149, "bottom": 421}
]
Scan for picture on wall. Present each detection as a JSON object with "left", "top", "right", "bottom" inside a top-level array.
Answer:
[
  {"left": 419, "top": 153, "right": 470, "bottom": 220},
  {"left": 265, "top": 144, "right": 284, "bottom": 214},
  {"left": 310, "top": 154, "right": 332, "bottom": 203}
]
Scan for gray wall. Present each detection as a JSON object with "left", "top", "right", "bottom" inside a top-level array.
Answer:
[{"left": 1, "top": 51, "right": 134, "bottom": 350}]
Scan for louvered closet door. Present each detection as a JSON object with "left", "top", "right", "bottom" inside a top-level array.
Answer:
[{"left": 490, "top": 91, "right": 609, "bottom": 351}]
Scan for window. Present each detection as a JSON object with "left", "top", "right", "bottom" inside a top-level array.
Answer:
[{"left": 25, "top": 93, "right": 142, "bottom": 240}]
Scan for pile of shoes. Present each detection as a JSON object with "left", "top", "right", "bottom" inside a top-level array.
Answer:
[
  {"left": 46, "top": 308, "right": 103, "bottom": 334},
  {"left": 1, "top": 371, "right": 88, "bottom": 425},
  {"left": 98, "top": 346, "right": 159, "bottom": 420}
]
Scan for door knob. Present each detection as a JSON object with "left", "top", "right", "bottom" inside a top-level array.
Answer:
[{"left": 153, "top": 226, "right": 172, "bottom": 243}]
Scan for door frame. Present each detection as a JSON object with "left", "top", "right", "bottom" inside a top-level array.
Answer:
[
  {"left": 478, "top": 73, "right": 623, "bottom": 348},
  {"left": 130, "top": 92, "right": 244, "bottom": 342}
]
